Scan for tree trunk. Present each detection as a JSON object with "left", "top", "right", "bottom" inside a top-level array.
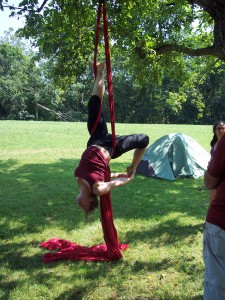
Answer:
[
  {"left": 192, "top": 0, "right": 225, "bottom": 59},
  {"left": 35, "top": 103, "right": 39, "bottom": 121}
]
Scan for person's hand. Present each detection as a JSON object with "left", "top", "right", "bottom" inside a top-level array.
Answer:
[
  {"left": 129, "top": 171, "right": 135, "bottom": 179},
  {"left": 126, "top": 165, "right": 136, "bottom": 177},
  {"left": 116, "top": 175, "right": 134, "bottom": 185}
]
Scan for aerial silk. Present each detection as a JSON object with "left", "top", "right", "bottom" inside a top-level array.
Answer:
[
  {"left": 40, "top": 165, "right": 128, "bottom": 262},
  {"left": 94, "top": 0, "right": 116, "bottom": 150},
  {"left": 40, "top": 0, "right": 128, "bottom": 262}
]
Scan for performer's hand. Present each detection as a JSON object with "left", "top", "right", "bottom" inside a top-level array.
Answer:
[
  {"left": 126, "top": 166, "right": 136, "bottom": 177},
  {"left": 129, "top": 171, "right": 136, "bottom": 179}
]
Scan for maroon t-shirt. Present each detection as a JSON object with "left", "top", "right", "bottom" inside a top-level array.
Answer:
[
  {"left": 75, "top": 146, "right": 110, "bottom": 190},
  {"left": 206, "top": 133, "right": 225, "bottom": 230}
]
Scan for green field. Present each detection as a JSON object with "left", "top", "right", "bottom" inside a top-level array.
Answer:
[{"left": 0, "top": 121, "right": 211, "bottom": 300}]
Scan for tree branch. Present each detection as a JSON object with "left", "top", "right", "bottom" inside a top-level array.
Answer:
[
  {"left": 37, "top": 103, "right": 69, "bottom": 121},
  {"left": 155, "top": 43, "right": 225, "bottom": 60},
  {"left": 36, "top": 0, "right": 49, "bottom": 13},
  {"left": 1, "top": 0, "right": 49, "bottom": 13}
]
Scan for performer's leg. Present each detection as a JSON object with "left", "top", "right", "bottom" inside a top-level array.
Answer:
[
  {"left": 112, "top": 134, "right": 149, "bottom": 175},
  {"left": 92, "top": 62, "right": 105, "bottom": 100},
  {"left": 87, "top": 63, "right": 108, "bottom": 139}
]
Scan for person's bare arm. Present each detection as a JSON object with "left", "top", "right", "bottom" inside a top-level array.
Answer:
[
  {"left": 209, "top": 189, "right": 217, "bottom": 203},
  {"left": 110, "top": 172, "right": 135, "bottom": 179},
  {"left": 92, "top": 174, "right": 134, "bottom": 196},
  {"left": 204, "top": 171, "right": 222, "bottom": 190}
]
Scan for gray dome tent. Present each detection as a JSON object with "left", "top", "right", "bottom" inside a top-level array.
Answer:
[{"left": 136, "top": 133, "right": 210, "bottom": 181}]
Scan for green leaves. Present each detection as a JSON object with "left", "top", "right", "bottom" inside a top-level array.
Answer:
[
  {"left": 2, "top": 0, "right": 225, "bottom": 123},
  {"left": 166, "top": 92, "right": 187, "bottom": 114},
  {"left": 4, "top": 0, "right": 221, "bottom": 84}
]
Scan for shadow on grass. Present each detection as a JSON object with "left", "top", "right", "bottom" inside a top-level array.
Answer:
[
  {"left": 0, "top": 158, "right": 206, "bottom": 299},
  {"left": 0, "top": 158, "right": 81, "bottom": 231},
  {"left": 0, "top": 159, "right": 208, "bottom": 235}
]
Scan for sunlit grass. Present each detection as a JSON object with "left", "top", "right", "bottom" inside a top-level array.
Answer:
[{"left": 0, "top": 120, "right": 210, "bottom": 299}]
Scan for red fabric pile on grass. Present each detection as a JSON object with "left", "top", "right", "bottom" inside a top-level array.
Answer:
[{"left": 40, "top": 168, "right": 128, "bottom": 262}]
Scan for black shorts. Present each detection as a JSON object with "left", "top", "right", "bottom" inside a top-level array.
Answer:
[{"left": 87, "top": 95, "right": 149, "bottom": 159}]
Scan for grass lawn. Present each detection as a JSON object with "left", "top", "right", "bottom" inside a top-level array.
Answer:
[{"left": 0, "top": 121, "right": 212, "bottom": 300}]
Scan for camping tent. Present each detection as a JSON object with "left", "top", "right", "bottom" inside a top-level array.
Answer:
[{"left": 136, "top": 133, "right": 210, "bottom": 181}]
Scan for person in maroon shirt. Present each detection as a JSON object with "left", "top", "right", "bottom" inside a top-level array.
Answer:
[
  {"left": 203, "top": 132, "right": 225, "bottom": 299},
  {"left": 208, "top": 120, "right": 225, "bottom": 203},
  {"left": 75, "top": 62, "right": 149, "bottom": 213}
]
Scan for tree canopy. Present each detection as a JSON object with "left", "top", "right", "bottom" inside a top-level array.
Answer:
[
  {"left": 1, "top": 0, "right": 225, "bottom": 84},
  {"left": 1, "top": 0, "right": 225, "bottom": 124},
  {"left": 2, "top": 35, "right": 225, "bottom": 124}
]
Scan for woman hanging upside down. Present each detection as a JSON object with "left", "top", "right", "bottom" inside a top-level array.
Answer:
[{"left": 75, "top": 62, "right": 149, "bottom": 213}]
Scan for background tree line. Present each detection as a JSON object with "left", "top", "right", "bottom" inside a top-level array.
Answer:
[
  {"left": 1, "top": 30, "right": 225, "bottom": 124},
  {"left": 1, "top": 0, "right": 225, "bottom": 124}
]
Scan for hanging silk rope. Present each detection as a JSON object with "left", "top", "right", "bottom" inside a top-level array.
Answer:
[
  {"left": 93, "top": 0, "right": 116, "bottom": 150},
  {"left": 93, "top": 0, "right": 102, "bottom": 78}
]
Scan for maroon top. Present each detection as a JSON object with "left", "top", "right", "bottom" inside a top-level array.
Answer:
[
  {"left": 206, "top": 133, "right": 225, "bottom": 230},
  {"left": 74, "top": 146, "right": 109, "bottom": 190}
]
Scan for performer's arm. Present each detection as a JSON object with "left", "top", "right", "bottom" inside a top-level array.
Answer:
[
  {"left": 111, "top": 172, "right": 133, "bottom": 178},
  {"left": 92, "top": 174, "right": 134, "bottom": 196}
]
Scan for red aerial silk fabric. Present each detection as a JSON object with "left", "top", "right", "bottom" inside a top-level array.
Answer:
[
  {"left": 93, "top": 0, "right": 116, "bottom": 150},
  {"left": 40, "top": 166, "right": 128, "bottom": 262},
  {"left": 40, "top": 0, "right": 126, "bottom": 263},
  {"left": 102, "top": 0, "right": 116, "bottom": 150}
]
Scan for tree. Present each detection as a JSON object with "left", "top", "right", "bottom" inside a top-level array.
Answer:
[
  {"left": 1, "top": 1, "right": 225, "bottom": 124},
  {"left": 0, "top": 42, "right": 29, "bottom": 119},
  {"left": 0, "top": 41, "right": 56, "bottom": 120},
  {"left": 199, "top": 65, "right": 225, "bottom": 123},
  {"left": 1, "top": 0, "right": 225, "bottom": 84}
]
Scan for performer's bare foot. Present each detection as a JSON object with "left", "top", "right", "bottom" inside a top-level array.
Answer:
[
  {"left": 96, "top": 62, "right": 106, "bottom": 74},
  {"left": 91, "top": 62, "right": 105, "bottom": 99},
  {"left": 87, "top": 62, "right": 105, "bottom": 73}
]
